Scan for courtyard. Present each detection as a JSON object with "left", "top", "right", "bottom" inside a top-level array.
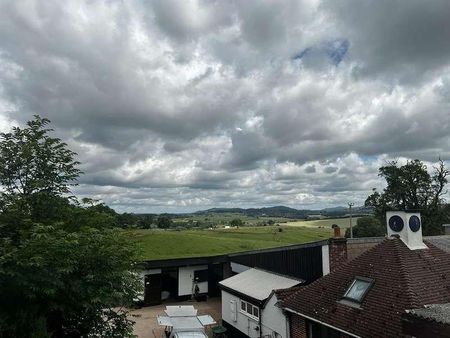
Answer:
[{"left": 129, "top": 298, "right": 222, "bottom": 338}]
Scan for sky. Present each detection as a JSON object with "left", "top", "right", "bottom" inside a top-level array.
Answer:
[{"left": 0, "top": 0, "right": 450, "bottom": 213}]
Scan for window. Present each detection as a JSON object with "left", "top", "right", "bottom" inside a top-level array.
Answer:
[
  {"left": 343, "top": 277, "right": 373, "bottom": 303},
  {"left": 240, "top": 300, "right": 259, "bottom": 319},
  {"left": 194, "top": 269, "right": 208, "bottom": 282}
]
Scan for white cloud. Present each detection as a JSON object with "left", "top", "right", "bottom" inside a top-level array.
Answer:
[{"left": 0, "top": 0, "right": 449, "bottom": 212}]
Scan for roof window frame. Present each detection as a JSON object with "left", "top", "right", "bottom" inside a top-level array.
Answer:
[{"left": 342, "top": 276, "right": 374, "bottom": 304}]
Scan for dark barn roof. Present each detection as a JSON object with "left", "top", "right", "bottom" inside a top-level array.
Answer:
[
  {"left": 283, "top": 238, "right": 450, "bottom": 338},
  {"left": 143, "top": 240, "right": 327, "bottom": 284},
  {"left": 229, "top": 240, "right": 327, "bottom": 283},
  {"left": 142, "top": 254, "right": 229, "bottom": 269}
]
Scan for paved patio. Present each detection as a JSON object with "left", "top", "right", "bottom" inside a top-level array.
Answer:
[{"left": 129, "top": 298, "right": 222, "bottom": 338}]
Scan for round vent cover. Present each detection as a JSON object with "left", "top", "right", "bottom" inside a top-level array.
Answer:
[
  {"left": 409, "top": 215, "right": 421, "bottom": 232},
  {"left": 388, "top": 215, "right": 404, "bottom": 232}
]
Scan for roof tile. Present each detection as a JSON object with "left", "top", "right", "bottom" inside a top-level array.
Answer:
[{"left": 283, "top": 238, "right": 450, "bottom": 338}]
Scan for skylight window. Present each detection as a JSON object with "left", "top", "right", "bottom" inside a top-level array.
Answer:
[{"left": 343, "top": 277, "right": 373, "bottom": 303}]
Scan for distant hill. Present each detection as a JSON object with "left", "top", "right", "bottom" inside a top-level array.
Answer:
[{"left": 192, "top": 205, "right": 373, "bottom": 219}]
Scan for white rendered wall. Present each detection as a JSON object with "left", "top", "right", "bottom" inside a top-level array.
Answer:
[
  {"left": 321, "top": 244, "right": 330, "bottom": 276},
  {"left": 261, "top": 294, "right": 289, "bottom": 338},
  {"left": 221, "top": 291, "right": 260, "bottom": 338},
  {"left": 221, "top": 291, "right": 289, "bottom": 338},
  {"left": 178, "top": 265, "right": 208, "bottom": 296}
]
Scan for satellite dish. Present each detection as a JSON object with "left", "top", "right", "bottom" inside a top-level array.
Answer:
[
  {"left": 388, "top": 215, "right": 404, "bottom": 232},
  {"left": 409, "top": 215, "right": 421, "bottom": 232}
]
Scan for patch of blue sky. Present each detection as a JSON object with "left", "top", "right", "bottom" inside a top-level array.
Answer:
[
  {"left": 293, "top": 39, "right": 349, "bottom": 66},
  {"left": 360, "top": 155, "right": 378, "bottom": 162}
]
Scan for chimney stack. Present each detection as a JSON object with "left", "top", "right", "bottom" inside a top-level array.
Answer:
[
  {"left": 333, "top": 226, "right": 341, "bottom": 238},
  {"left": 328, "top": 228, "right": 347, "bottom": 272}
]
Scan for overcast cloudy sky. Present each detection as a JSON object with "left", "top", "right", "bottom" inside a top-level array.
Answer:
[{"left": 1, "top": 0, "right": 450, "bottom": 213}]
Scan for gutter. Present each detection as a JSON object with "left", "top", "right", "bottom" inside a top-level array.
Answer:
[{"left": 284, "top": 307, "right": 361, "bottom": 338}]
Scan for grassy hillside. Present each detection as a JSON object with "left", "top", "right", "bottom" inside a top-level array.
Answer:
[
  {"left": 177, "top": 213, "right": 294, "bottom": 226},
  {"left": 285, "top": 217, "right": 360, "bottom": 229},
  {"left": 130, "top": 226, "right": 333, "bottom": 260}
]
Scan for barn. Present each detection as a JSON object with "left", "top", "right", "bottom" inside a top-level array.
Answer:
[{"left": 140, "top": 239, "right": 333, "bottom": 306}]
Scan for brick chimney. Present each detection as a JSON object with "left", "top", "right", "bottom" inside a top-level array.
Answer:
[
  {"left": 333, "top": 226, "right": 341, "bottom": 238},
  {"left": 328, "top": 227, "right": 347, "bottom": 272}
]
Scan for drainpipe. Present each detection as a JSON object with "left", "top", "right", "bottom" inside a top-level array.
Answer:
[{"left": 259, "top": 306, "right": 262, "bottom": 338}]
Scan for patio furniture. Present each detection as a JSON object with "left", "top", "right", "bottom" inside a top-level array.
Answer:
[
  {"left": 212, "top": 325, "right": 227, "bottom": 338},
  {"left": 157, "top": 305, "right": 217, "bottom": 338}
]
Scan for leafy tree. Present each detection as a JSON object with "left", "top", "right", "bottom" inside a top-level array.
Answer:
[
  {"left": 157, "top": 215, "right": 172, "bottom": 229},
  {"left": 345, "top": 216, "right": 385, "bottom": 238},
  {"left": 0, "top": 116, "right": 139, "bottom": 337},
  {"left": 0, "top": 116, "right": 81, "bottom": 221},
  {"left": 138, "top": 214, "right": 155, "bottom": 229},
  {"left": 365, "top": 159, "right": 449, "bottom": 235},
  {"left": 230, "top": 218, "right": 244, "bottom": 227},
  {"left": 118, "top": 212, "right": 138, "bottom": 228}
]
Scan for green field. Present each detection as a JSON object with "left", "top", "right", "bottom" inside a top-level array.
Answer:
[
  {"left": 177, "top": 213, "right": 294, "bottom": 226},
  {"left": 285, "top": 217, "right": 359, "bottom": 229},
  {"left": 130, "top": 225, "right": 333, "bottom": 260}
]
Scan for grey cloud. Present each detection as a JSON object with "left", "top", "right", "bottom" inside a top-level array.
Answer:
[
  {"left": 305, "top": 165, "right": 316, "bottom": 173},
  {"left": 1, "top": 0, "right": 450, "bottom": 212},
  {"left": 324, "top": 166, "right": 338, "bottom": 174},
  {"left": 323, "top": 0, "right": 450, "bottom": 83},
  {"left": 149, "top": 0, "right": 234, "bottom": 42}
]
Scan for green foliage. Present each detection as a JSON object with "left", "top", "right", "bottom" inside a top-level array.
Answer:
[
  {"left": 0, "top": 116, "right": 81, "bottom": 220},
  {"left": 137, "top": 215, "right": 154, "bottom": 229},
  {"left": 345, "top": 216, "right": 385, "bottom": 238},
  {"left": 157, "top": 215, "right": 172, "bottom": 229},
  {"left": 365, "top": 159, "right": 449, "bottom": 235},
  {"left": 230, "top": 218, "right": 244, "bottom": 227},
  {"left": 0, "top": 225, "right": 139, "bottom": 337},
  {"left": 0, "top": 116, "right": 140, "bottom": 337}
]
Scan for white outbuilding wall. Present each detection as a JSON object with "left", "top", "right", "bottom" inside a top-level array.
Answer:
[
  {"left": 261, "top": 294, "right": 289, "bottom": 338},
  {"left": 222, "top": 290, "right": 289, "bottom": 338},
  {"left": 178, "top": 265, "right": 208, "bottom": 296},
  {"left": 222, "top": 290, "right": 260, "bottom": 338}
]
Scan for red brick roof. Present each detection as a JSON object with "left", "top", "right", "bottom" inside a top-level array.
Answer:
[
  {"left": 274, "top": 286, "right": 303, "bottom": 301},
  {"left": 283, "top": 237, "right": 450, "bottom": 338}
]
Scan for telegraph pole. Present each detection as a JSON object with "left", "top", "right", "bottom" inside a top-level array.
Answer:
[{"left": 348, "top": 202, "right": 354, "bottom": 238}]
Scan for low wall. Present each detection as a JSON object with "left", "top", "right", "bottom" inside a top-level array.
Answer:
[{"left": 346, "top": 237, "right": 384, "bottom": 261}]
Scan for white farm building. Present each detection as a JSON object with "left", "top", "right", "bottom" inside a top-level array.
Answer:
[{"left": 219, "top": 268, "right": 302, "bottom": 338}]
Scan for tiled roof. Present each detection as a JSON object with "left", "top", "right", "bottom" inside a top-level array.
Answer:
[
  {"left": 283, "top": 237, "right": 450, "bottom": 338},
  {"left": 273, "top": 287, "right": 303, "bottom": 302}
]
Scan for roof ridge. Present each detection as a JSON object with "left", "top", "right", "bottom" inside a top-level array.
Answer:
[
  {"left": 391, "top": 239, "right": 420, "bottom": 309},
  {"left": 282, "top": 238, "right": 390, "bottom": 306}
]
